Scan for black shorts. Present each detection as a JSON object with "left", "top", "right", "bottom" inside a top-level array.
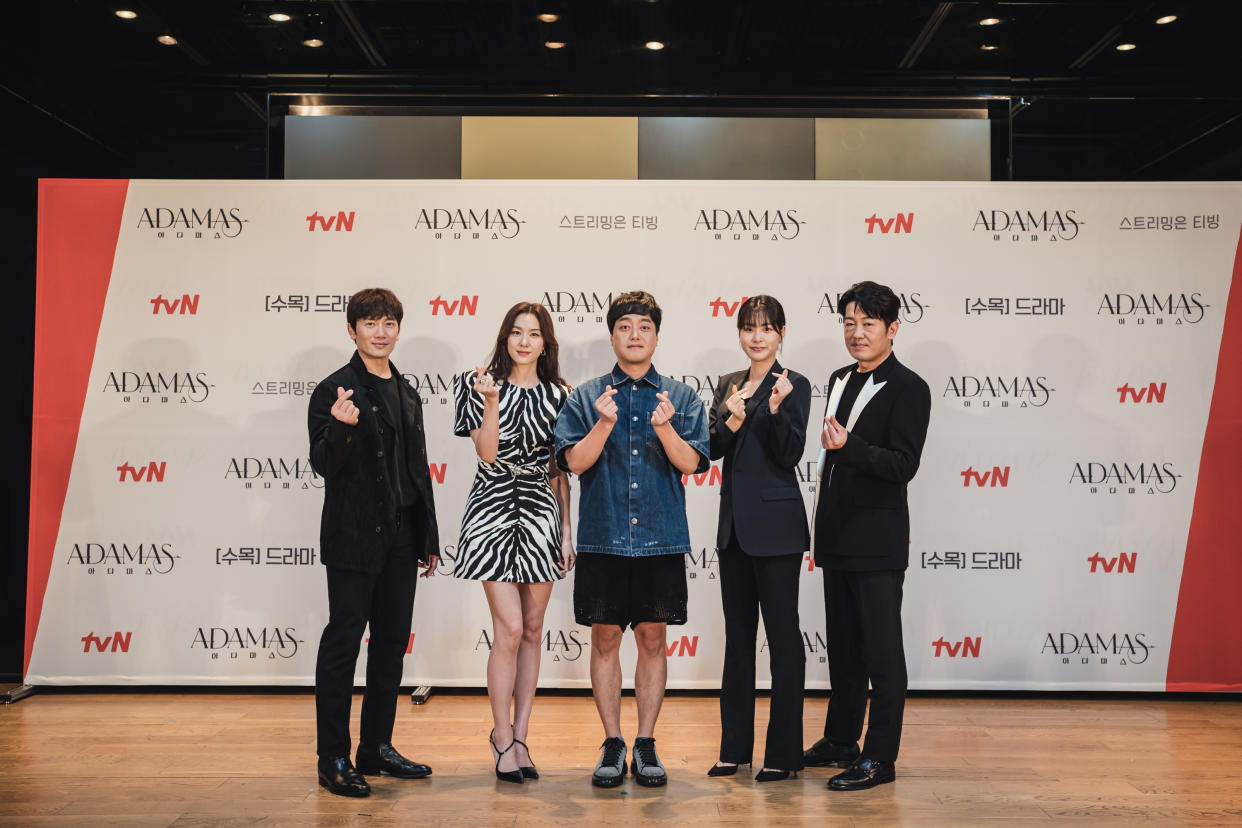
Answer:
[{"left": 573, "top": 551, "right": 688, "bottom": 629}]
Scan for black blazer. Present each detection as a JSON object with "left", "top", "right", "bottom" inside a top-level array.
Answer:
[
  {"left": 708, "top": 361, "right": 812, "bottom": 557},
  {"left": 812, "top": 352, "right": 930, "bottom": 571},
  {"left": 308, "top": 351, "right": 440, "bottom": 573}
]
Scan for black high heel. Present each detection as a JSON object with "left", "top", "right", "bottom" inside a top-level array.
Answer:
[
  {"left": 513, "top": 738, "right": 539, "bottom": 780},
  {"left": 755, "top": 768, "right": 797, "bottom": 782},
  {"left": 489, "top": 729, "right": 524, "bottom": 784}
]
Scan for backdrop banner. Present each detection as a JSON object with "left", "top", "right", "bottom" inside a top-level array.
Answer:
[{"left": 27, "top": 179, "right": 1242, "bottom": 691}]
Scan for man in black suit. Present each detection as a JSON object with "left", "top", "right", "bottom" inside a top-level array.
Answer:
[
  {"left": 307, "top": 288, "right": 440, "bottom": 797},
  {"left": 803, "top": 281, "right": 931, "bottom": 791}
]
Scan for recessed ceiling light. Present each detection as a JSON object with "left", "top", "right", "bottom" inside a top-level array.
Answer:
[
  {"left": 979, "top": 17, "right": 1001, "bottom": 26},
  {"left": 114, "top": 9, "right": 137, "bottom": 19},
  {"left": 269, "top": 13, "right": 292, "bottom": 23},
  {"left": 645, "top": 41, "right": 665, "bottom": 50},
  {"left": 303, "top": 38, "right": 324, "bottom": 48},
  {"left": 980, "top": 44, "right": 999, "bottom": 51},
  {"left": 156, "top": 34, "right": 178, "bottom": 46},
  {"left": 1116, "top": 42, "right": 1137, "bottom": 51},
  {"left": 537, "top": 13, "right": 559, "bottom": 23},
  {"left": 544, "top": 40, "right": 565, "bottom": 49},
  {"left": 1155, "top": 14, "right": 1178, "bottom": 25}
]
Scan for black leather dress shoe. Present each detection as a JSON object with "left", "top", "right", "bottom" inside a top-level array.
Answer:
[
  {"left": 317, "top": 756, "right": 371, "bottom": 797},
  {"left": 355, "top": 743, "right": 433, "bottom": 779},
  {"left": 827, "top": 757, "right": 896, "bottom": 791},
  {"left": 803, "top": 738, "right": 861, "bottom": 768}
]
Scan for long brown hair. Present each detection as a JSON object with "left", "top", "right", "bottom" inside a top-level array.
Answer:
[{"left": 486, "top": 302, "right": 567, "bottom": 386}]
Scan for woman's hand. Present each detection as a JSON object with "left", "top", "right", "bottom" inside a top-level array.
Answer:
[
  {"left": 769, "top": 370, "right": 792, "bottom": 413},
  {"left": 473, "top": 366, "right": 499, "bottom": 404},
  {"left": 557, "top": 533, "right": 577, "bottom": 574}
]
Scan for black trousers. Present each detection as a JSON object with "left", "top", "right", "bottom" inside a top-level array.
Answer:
[
  {"left": 717, "top": 537, "right": 805, "bottom": 770},
  {"left": 315, "top": 547, "right": 417, "bottom": 759},
  {"left": 821, "top": 567, "right": 907, "bottom": 763}
]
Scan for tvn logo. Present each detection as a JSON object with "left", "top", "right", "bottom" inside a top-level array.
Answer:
[
  {"left": 365, "top": 633, "right": 416, "bottom": 654},
  {"left": 961, "top": 466, "right": 1010, "bottom": 487},
  {"left": 117, "top": 461, "right": 166, "bottom": 483},
  {"left": 666, "top": 635, "right": 699, "bottom": 657},
  {"left": 429, "top": 296, "right": 478, "bottom": 316},
  {"left": 428, "top": 463, "right": 446, "bottom": 484},
  {"left": 1117, "top": 383, "right": 1166, "bottom": 404},
  {"left": 682, "top": 466, "right": 722, "bottom": 486},
  {"left": 932, "top": 636, "right": 981, "bottom": 658},
  {"left": 306, "top": 211, "right": 355, "bottom": 232},
  {"left": 1088, "top": 552, "right": 1137, "bottom": 574},
  {"left": 709, "top": 297, "right": 749, "bottom": 317},
  {"left": 865, "top": 212, "right": 914, "bottom": 234},
  {"left": 81, "top": 631, "right": 132, "bottom": 653},
  {"left": 150, "top": 294, "right": 199, "bottom": 315}
]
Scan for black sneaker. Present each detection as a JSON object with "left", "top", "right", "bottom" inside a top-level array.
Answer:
[
  {"left": 630, "top": 737, "right": 667, "bottom": 787},
  {"left": 592, "top": 737, "right": 628, "bottom": 788}
]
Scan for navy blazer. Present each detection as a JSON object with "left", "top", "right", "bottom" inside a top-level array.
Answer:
[
  {"left": 708, "top": 361, "right": 812, "bottom": 557},
  {"left": 812, "top": 352, "right": 930, "bottom": 571}
]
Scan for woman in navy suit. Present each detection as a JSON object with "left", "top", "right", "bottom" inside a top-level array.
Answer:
[{"left": 706, "top": 295, "right": 811, "bottom": 781}]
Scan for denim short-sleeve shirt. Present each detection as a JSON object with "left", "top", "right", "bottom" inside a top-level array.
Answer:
[{"left": 554, "top": 364, "right": 710, "bottom": 556}]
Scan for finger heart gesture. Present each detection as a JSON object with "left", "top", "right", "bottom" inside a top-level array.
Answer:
[
  {"left": 769, "top": 370, "right": 792, "bottom": 412},
  {"left": 331, "top": 386, "right": 359, "bottom": 426},
  {"left": 473, "top": 365, "right": 499, "bottom": 402},
  {"left": 651, "top": 390, "right": 676, "bottom": 427},
  {"left": 822, "top": 414, "right": 848, "bottom": 450},
  {"left": 725, "top": 383, "right": 748, "bottom": 421},
  {"left": 595, "top": 384, "right": 619, "bottom": 422}
]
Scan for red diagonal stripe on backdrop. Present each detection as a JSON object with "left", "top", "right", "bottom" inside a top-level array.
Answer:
[
  {"left": 1167, "top": 224, "right": 1242, "bottom": 692},
  {"left": 26, "top": 179, "right": 129, "bottom": 677}
]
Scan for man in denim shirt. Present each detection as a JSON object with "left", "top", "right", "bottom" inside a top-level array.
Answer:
[{"left": 555, "top": 291, "right": 709, "bottom": 788}]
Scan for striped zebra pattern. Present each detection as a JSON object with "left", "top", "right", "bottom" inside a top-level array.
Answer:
[{"left": 452, "top": 370, "right": 569, "bottom": 583}]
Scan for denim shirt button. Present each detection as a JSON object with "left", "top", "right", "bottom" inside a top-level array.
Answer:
[
  {"left": 631, "top": 482, "right": 638, "bottom": 489},
  {"left": 632, "top": 416, "right": 638, "bottom": 422},
  {"left": 631, "top": 449, "right": 637, "bottom": 456},
  {"left": 631, "top": 517, "right": 638, "bottom": 525}
]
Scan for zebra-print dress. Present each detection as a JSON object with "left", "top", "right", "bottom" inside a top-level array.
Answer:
[{"left": 452, "top": 371, "right": 569, "bottom": 582}]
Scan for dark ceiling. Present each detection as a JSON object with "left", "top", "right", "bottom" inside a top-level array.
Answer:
[{"left": 2, "top": 1, "right": 1242, "bottom": 180}]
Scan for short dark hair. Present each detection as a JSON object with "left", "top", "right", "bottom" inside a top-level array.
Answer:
[
  {"left": 347, "top": 288, "right": 403, "bottom": 328},
  {"left": 606, "top": 290, "right": 662, "bottom": 333},
  {"left": 837, "top": 281, "right": 900, "bottom": 326},
  {"left": 737, "top": 295, "right": 786, "bottom": 331}
]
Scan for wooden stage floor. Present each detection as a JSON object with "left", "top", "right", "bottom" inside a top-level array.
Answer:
[{"left": 2, "top": 690, "right": 1240, "bottom": 826}]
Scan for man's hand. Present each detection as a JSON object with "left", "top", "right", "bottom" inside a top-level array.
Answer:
[
  {"left": 822, "top": 415, "right": 848, "bottom": 450},
  {"left": 595, "top": 385, "right": 619, "bottom": 423},
  {"left": 769, "top": 370, "right": 793, "bottom": 413},
  {"left": 420, "top": 555, "right": 439, "bottom": 578},
  {"left": 331, "top": 386, "right": 359, "bottom": 426},
  {"left": 472, "top": 366, "right": 499, "bottom": 403},
  {"left": 651, "top": 390, "right": 676, "bottom": 428}
]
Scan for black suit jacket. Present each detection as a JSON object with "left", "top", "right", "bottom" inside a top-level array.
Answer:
[
  {"left": 308, "top": 351, "right": 440, "bottom": 573},
  {"left": 708, "top": 361, "right": 812, "bottom": 557},
  {"left": 812, "top": 352, "right": 930, "bottom": 571}
]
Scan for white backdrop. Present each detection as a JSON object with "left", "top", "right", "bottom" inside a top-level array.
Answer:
[{"left": 26, "top": 179, "right": 1242, "bottom": 690}]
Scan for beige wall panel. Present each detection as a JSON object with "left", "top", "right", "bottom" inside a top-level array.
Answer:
[
  {"left": 816, "top": 118, "right": 991, "bottom": 181},
  {"left": 461, "top": 116, "right": 638, "bottom": 179}
]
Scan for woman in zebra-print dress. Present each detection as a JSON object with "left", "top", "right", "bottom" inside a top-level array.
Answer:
[{"left": 453, "top": 301, "right": 574, "bottom": 783}]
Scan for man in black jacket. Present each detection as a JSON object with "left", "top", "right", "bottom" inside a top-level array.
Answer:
[
  {"left": 307, "top": 288, "right": 440, "bottom": 797},
  {"left": 803, "top": 281, "right": 931, "bottom": 791}
]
